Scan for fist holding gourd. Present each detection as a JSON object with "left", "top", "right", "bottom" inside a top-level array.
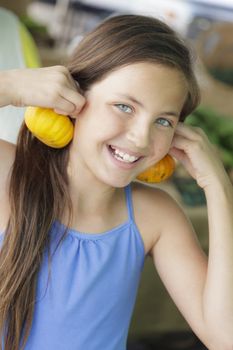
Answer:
[{"left": 24, "top": 106, "right": 175, "bottom": 182}]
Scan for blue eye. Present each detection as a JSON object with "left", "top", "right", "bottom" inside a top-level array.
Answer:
[
  {"left": 115, "top": 104, "right": 133, "bottom": 114},
  {"left": 156, "top": 118, "right": 172, "bottom": 127}
]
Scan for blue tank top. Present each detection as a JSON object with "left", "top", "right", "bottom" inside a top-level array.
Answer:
[{"left": 0, "top": 184, "right": 145, "bottom": 350}]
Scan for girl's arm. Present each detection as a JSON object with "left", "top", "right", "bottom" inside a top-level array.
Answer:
[
  {"left": 0, "top": 66, "right": 85, "bottom": 115},
  {"left": 172, "top": 124, "right": 233, "bottom": 348},
  {"left": 203, "top": 168, "right": 233, "bottom": 346},
  {"left": 151, "top": 123, "right": 233, "bottom": 350}
]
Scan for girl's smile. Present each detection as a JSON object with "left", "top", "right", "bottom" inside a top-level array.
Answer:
[
  {"left": 69, "top": 62, "right": 188, "bottom": 187},
  {"left": 106, "top": 144, "right": 145, "bottom": 170}
]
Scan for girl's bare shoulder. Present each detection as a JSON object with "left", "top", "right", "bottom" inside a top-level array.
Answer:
[
  {"left": 133, "top": 183, "right": 199, "bottom": 261},
  {"left": 131, "top": 180, "right": 181, "bottom": 222},
  {"left": 131, "top": 181, "right": 189, "bottom": 255}
]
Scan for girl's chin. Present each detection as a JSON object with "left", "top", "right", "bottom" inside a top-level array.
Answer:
[{"left": 102, "top": 176, "right": 133, "bottom": 188}]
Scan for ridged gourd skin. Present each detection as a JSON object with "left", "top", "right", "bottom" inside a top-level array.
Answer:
[
  {"left": 136, "top": 154, "right": 175, "bottom": 183},
  {"left": 24, "top": 106, "right": 74, "bottom": 148}
]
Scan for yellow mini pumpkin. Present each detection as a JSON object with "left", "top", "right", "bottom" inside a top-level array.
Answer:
[
  {"left": 136, "top": 154, "right": 175, "bottom": 183},
  {"left": 24, "top": 106, "right": 74, "bottom": 148}
]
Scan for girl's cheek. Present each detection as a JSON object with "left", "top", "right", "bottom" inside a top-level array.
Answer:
[
  {"left": 104, "top": 108, "right": 127, "bottom": 129},
  {"left": 150, "top": 133, "right": 173, "bottom": 156}
]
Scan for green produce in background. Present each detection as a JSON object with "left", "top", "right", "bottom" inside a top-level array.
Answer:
[{"left": 185, "top": 106, "right": 233, "bottom": 169}]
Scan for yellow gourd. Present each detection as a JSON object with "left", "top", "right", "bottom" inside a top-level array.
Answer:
[
  {"left": 136, "top": 154, "right": 175, "bottom": 183},
  {"left": 24, "top": 106, "right": 74, "bottom": 148}
]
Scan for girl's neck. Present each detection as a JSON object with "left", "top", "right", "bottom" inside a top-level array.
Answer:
[
  {"left": 68, "top": 180, "right": 120, "bottom": 214},
  {"left": 60, "top": 182, "right": 127, "bottom": 233}
]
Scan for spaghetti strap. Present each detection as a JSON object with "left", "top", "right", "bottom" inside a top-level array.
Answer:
[{"left": 124, "top": 184, "right": 134, "bottom": 223}]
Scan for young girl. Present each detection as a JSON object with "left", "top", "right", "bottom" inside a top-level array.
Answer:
[{"left": 0, "top": 14, "right": 232, "bottom": 350}]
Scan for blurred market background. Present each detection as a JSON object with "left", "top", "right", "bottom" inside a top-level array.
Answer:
[{"left": 0, "top": 1, "right": 233, "bottom": 349}]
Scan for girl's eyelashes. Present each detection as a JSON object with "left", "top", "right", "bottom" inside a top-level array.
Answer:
[
  {"left": 113, "top": 103, "right": 174, "bottom": 128},
  {"left": 114, "top": 103, "right": 133, "bottom": 114},
  {"left": 155, "top": 117, "right": 173, "bottom": 128}
]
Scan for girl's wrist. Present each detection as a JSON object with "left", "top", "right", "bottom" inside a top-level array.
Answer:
[{"left": 203, "top": 172, "right": 233, "bottom": 200}]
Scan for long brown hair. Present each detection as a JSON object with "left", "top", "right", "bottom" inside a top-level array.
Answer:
[{"left": 0, "top": 14, "right": 200, "bottom": 349}]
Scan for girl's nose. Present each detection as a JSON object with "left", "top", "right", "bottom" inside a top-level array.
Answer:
[{"left": 126, "top": 123, "right": 151, "bottom": 150}]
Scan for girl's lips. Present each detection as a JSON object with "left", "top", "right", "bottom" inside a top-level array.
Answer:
[{"left": 106, "top": 145, "right": 143, "bottom": 170}]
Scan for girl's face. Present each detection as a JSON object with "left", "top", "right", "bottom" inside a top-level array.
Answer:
[{"left": 70, "top": 62, "right": 188, "bottom": 187}]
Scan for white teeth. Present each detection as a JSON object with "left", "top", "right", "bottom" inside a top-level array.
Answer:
[{"left": 111, "top": 146, "right": 139, "bottom": 163}]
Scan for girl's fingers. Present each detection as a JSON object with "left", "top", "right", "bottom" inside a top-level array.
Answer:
[
  {"left": 61, "top": 87, "right": 86, "bottom": 115},
  {"left": 169, "top": 147, "right": 196, "bottom": 178},
  {"left": 49, "top": 88, "right": 86, "bottom": 116},
  {"left": 65, "top": 74, "right": 80, "bottom": 92},
  {"left": 175, "top": 122, "right": 206, "bottom": 141},
  {"left": 54, "top": 108, "right": 73, "bottom": 116},
  {"left": 68, "top": 77, "right": 83, "bottom": 94},
  {"left": 54, "top": 65, "right": 82, "bottom": 95},
  {"left": 172, "top": 124, "right": 210, "bottom": 157},
  {"left": 171, "top": 133, "right": 196, "bottom": 152},
  {"left": 40, "top": 66, "right": 85, "bottom": 113},
  {"left": 11, "top": 66, "right": 86, "bottom": 114},
  {"left": 169, "top": 147, "right": 186, "bottom": 162},
  {"left": 171, "top": 123, "right": 228, "bottom": 188},
  {"left": 53, "top": 96, "right": 76, "bottom": 114},
  {"left": 169, "top": 139, "right": 195, "bottom": 168}
]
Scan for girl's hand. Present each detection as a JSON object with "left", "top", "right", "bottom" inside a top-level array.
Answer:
[
  {"left": 4, "top": 66, "right": 86, "bottom": 117},
  {"left": 169, "top": 123, "right": 228, "bottom": 189}
]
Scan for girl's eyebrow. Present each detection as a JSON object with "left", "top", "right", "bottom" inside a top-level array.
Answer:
[
  {"left": 114, "top": 93, "right": 179, "bottom": 118},
  {"left": 115, "top": 93, "right": 145, "bottom": 108}
]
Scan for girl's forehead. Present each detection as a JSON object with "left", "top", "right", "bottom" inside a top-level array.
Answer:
[
  {"left": 85, "top": 62, "right": 188, "bottom": 116},
  {"left": 106, "top": 62, "right": 172, "bottom": 78},
  {"left": 89, "top": 62, "right": 188, "bottom": 100}
]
